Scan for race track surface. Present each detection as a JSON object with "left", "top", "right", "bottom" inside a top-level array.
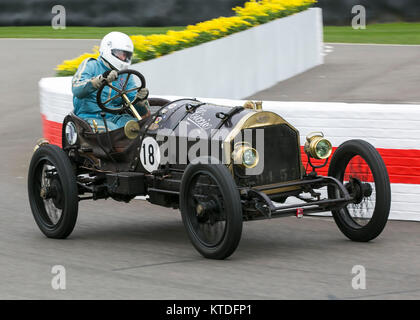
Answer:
[
  {"left": 249, "top": 43, "right": 420, "bottom": 104},
  {"left": 1, "top": 39, "right": 419, "bottom": 299}
]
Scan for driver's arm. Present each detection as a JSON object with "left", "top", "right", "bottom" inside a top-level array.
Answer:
[
  {"left": 72, "top": 59, "right": 118, "bottom": 99},
  {"left": 72, "top": 59, "right": 97, "bottom": 99}
]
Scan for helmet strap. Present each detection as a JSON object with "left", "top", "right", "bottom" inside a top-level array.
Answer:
[{"left": 101, "top": 56, "right": 117, "bottom": 71}]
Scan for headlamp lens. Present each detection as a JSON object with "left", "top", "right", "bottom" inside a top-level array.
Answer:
[
  {"left": 243, "top": 149, "right": 257, "bottom": 167},
  {"left": 315, "top": 139, "right": 332, "bottom": 159}
]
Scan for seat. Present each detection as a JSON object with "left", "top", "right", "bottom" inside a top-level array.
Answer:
[{"left": 63, "top": 112, "right": 147, "bottom": 163}]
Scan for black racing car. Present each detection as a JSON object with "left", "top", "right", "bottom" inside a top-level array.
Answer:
[{"left": 28, "top": 69, "right": 391, "bottom": 259}]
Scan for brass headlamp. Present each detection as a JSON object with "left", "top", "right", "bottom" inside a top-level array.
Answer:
[
  {"left": 231, "top": 142, "right": 260, "bottom": 169},
  {"left": 304, "top": 132, "right": 332, "bottom": 160}
]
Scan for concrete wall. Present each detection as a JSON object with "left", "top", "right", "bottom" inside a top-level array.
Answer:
[
  {"left": 131, "top": 8, "right": 323, "bottom": 99},
  {"left": 38, "top": 79, "right": 420, "bottom": 221}
]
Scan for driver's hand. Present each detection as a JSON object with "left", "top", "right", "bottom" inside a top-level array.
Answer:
[
  {"left": 136, "top": 87, "right": 149, "bottom": 101},
  {"left": 102, "top": 70, "right": 118, "bottom": 82},
  {"left": 91, "top": 70, "right": 118, "bottom": 89}
]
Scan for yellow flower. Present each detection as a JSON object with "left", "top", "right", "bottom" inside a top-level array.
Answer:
[
  {"left": 131, "top": 35, "right": 153, "bottom": 53},
  {"left": 55, "top": 46, "right": 100, "bottom": 74},
  {"left": 164, "top": 29, "right": 200, "bottom": 46},
  {"left": 187, "top": 16, "right": 252, "bottom": 36}
]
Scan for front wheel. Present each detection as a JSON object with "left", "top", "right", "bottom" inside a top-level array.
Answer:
[
  {"left": 328, "top": 139, "right": 391, "bottom": 242},
  {"left": 180, "top": 163, "right": 243, "bottom": 259},
  {"left": 28, "top": 144, "right": 79, "bottom": 239}
]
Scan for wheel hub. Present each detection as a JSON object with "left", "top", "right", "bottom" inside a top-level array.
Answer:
[
  {"left": 50, "top": 179, "right": 64, "bottom": 209},
  {"left": 345, "top": 177, "right": 372, "bottom": 204},
  {"left": 196, "top": 199, "right": 219, "bottom": 223},
  {"left": 40, "top": 187, "right": 48, "bottom": 199},
  {"left": 40, "top": 177, "right": 64, "bottom": 210},
  {"left": 361, "top": 182, "right": 373, "bottom": 198}
]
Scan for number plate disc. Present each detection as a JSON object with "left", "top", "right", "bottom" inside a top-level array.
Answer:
[{"left": 140, "top": 136, "right": 161, "bottom": 173}]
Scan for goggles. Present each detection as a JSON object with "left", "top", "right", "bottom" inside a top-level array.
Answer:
[{"left": 111, "top": 49, "right": 133, "bottom": 62}]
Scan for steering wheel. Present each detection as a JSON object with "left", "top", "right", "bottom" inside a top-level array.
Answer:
[{"left": 96, "top": 69, "right": 146, "bottom": 119}]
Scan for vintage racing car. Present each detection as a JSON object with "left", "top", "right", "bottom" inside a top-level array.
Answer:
[{"left": 28, "top": 69, "right": 391, "bottom": 259}]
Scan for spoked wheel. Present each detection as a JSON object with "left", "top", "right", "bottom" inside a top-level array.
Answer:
[
  {"left": 28, "top": 144, "right": 79, "bottom": 239},
  {"left": 328, "top": 140, "right": 391, "bottom": 242},
  {"left": 180, "top": 163, "right": 243, "bottom": 259}
]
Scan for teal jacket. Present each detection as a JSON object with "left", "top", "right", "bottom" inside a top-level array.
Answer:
[{"left": 72, "top": 57, "right": 147, "bottom": 129}]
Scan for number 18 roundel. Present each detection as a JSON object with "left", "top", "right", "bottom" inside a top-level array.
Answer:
[{"left": 140, "top": 137, "right": 161, "bottom": 173}]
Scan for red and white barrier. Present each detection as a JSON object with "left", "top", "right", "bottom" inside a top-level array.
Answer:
[{"left": 39, "top": 79, "right": 420, "bottom": 221}]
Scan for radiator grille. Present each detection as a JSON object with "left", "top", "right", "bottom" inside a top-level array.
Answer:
[{"left": 235, "top": 124, "right": 301, "bottom": 186}]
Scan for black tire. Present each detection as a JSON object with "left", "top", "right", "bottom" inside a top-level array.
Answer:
[
  {"left": 28, "top": 144, "right": 79, "bottom": 239},
  {"left": 180, "top": 163, "right": 243, "bottom": 259},
  {"left": 328, "top": 139, "right": 391, "bottom": 242}
]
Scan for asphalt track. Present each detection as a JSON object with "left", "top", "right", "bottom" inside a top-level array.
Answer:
[{"left": 0, "top": 39, "right": 419, "bottom": 299}]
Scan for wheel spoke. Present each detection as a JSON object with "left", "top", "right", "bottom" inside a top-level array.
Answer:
[
  {"left": 103, "top": 93, "right": 122, "bottom": 105},
  {"left": 342, "top": 155, "right": 376, "bottom": 227},
  {"left": 122, "top": 74, "right": 130, "bottom": 91},
  {"left": 39, "top": 163, "right": 63, "bottom": 226},
  {"left": 107, "top": 83, "right": 123, "bottom": 94},
  {"left": 125, "top": 86, "right": 142, "bottom": 94}
]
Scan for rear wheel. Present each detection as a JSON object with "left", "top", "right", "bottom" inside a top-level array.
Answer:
[
  {"left": 180, "top": 163, "right": 243, "bottom": 259},
  {"left": 28, "top": 144, "right": 79, "bottom": 239},
  {"left": 328, "top": 140, "right": 391, "bottom": 242}
]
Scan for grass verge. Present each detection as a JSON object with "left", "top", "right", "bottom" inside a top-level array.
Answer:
[
  {"left": 0, "top": 26, "right": 185, "bottom": 39},
  {"left": 2, "top": 23, "right": 420, "bottom": 45},
  {"left": 324, "top": 22, "right": 420, "bottom": 45}
]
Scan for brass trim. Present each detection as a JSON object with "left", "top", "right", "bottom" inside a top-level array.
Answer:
[
  {"left": 243, "top": 100, "right": 263, "bottom": 111},
  {"left": 256, "top": 181, "right": 302, "bottom": 195},
  {"left": 92, "top": 119, "right": 99, "bottom": 133},
  {"left": 223, "top": 110, "right": 303, "bottom": 186},
  {"left": 122, "top": 93, "right": 142, "bottom": 121},
  {"left": 243, "top": 101, "right": 256, "bottom": 110},
  {"left": 223, "top": 111, "right": 300, "bottom": 165},
  {"left": 124, "top": 120, "right": 140, "bottom": 139}
]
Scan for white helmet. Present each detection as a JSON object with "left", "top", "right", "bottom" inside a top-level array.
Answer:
[{"left": 99, "top": 32, "right": 134, "bottom": 71}]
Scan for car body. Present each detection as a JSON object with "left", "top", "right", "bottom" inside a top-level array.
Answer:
[{"left": 28, "top": 69, "right": 391, "bottom": 259}]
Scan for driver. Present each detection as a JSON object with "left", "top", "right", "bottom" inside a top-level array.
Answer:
[{"left": 72, "top": 31, "right": 150, "bottom": 131}]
